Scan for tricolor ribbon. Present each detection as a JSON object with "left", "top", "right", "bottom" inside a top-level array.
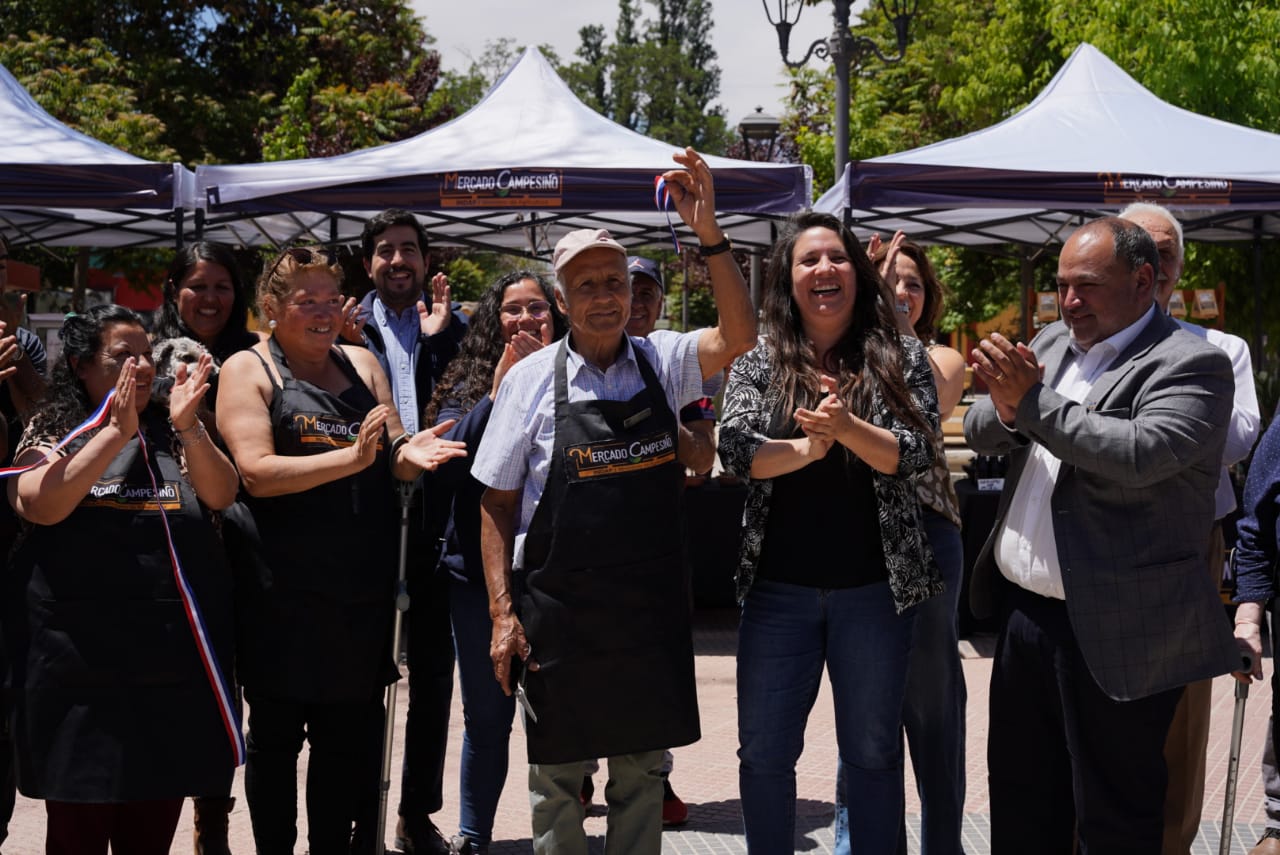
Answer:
[
  {"left": 654, "top": 175, "right": 683, "bottom": 255},
  {"left": 0, "top": 387, "right": 115, "bottom": 478},
  {"left": 1, "top": 389, "right": 245, "bottom": 767},
  {"left": 137, "top": 431, "right": 246, "bottom": 767}
]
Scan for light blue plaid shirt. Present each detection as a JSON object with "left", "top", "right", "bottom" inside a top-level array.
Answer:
[
  {"left": 370, "top": 298, "right": 422, "bottom": 434},
  {"left": 472, "top": 329, "right": 705, "bottom": 569}
]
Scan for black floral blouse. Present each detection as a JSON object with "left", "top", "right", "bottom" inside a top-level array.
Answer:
[{"left": 719, "top": 336, "right": 944, "bottom": 613}]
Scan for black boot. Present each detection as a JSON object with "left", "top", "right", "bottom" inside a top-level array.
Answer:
[{"left": 192, "top": 796, "right": 235, "bottom": 855}]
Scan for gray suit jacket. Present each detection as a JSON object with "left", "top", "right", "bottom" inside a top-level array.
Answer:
[{"left": 964, "top": 309, "right": 1239, "bottom": 701}]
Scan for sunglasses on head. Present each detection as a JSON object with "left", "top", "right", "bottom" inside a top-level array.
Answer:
[{"left": 266, "top": 245, "right": 332, "bottom": 280}]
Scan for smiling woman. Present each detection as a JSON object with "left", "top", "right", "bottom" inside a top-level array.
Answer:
[
  {"left": 4, "top": 305, "right": 240, "bottom": 854},
  {"left": 152, "top": 242, "right": 260, "bottom": 364},
  {"left": 213, "top": 246, "right": 466, "bottom": 854},
  {"left": 718, "top": 211, "right": 942, "bottom": 852}
]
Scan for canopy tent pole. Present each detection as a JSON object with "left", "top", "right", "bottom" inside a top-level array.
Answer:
[
  {"left": 681, "top": 252, "right": 690, "bottom": 331},
  {"left": 1020, "top": 255, "right": 1035, "bottom": 343},
  {"left": 749, "top": 252, "right": 763, "bottom": 311},
  {"left": 1254, "top": 216, "right": 1264, "bottom": 366}
]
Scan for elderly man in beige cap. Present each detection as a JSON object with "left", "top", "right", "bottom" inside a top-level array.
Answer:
[{"left": 470, "top": 148, "right": 754, "bottom": 854}]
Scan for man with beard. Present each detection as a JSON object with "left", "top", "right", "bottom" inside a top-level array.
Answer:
[{"left": 344, "top": 210, "right": 467, "bottom": 854}]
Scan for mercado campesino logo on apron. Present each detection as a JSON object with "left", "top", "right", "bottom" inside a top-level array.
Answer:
[
  {"left": 291, "top": 412, "right": 383, "bottom": 449},
  {"left": 563, "top": 430, "right": 676, "bottom": 480},
  {"left": 83, "top": 478, "right": 183, "bottom": 511}
]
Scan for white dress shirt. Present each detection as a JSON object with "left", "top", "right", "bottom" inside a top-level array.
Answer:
[
  {"left": 995, "top": 305, "right": 1155, "bottom": 599},
  {"left": 1174, "top": 319, "right": 1260, "bottom": 519}
]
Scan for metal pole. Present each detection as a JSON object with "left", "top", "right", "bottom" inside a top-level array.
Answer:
[
  {"left": 832, "top": 0, "right": 852, "bottom": 182},
  {"left": 1219, "top": 654, "right": 1254, "bottom": 855},
  {"left": 376, "top": 481, "right": 416, "bottom": 855},
  {"left": 749, "top": 252, "right": 763, "bottom": 311},
  {"left": 1020, "top": 255, "right": 1034, "bottom": 343},
  {"left": 1253, "top": 216, "right": 1264, "bottom": 367},
  {"left": 681, "top": 252, "right": 690, "bottom": 331}
]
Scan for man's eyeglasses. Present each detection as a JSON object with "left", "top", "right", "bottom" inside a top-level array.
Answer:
[{"left": 499, "top": 300, "right": 552, "bottom": 320}]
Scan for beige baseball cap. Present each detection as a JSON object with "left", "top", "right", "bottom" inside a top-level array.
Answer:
[{"left": 552, "top": 228, "right": 627, "bottom": 274}]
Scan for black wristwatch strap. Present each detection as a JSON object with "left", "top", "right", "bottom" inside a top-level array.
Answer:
[{"left": 698, "top": 236, "right": 733, "bottom": 257}]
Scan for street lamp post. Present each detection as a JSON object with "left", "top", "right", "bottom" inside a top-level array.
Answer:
[
  {"left": 737, "top": 106, "right": 783, "bottom": 162},
  {"left": 761, "top": 0, "right": 918, "bottom": 181}
]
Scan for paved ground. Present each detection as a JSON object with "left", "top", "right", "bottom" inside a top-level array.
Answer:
[{"left": 3, "top": 609, "right": 1274, "bottom": 853}]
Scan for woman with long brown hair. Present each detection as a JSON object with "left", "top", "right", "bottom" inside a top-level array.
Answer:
[{"left": 719, "top": 211, "right": 941, "bottom": 852}]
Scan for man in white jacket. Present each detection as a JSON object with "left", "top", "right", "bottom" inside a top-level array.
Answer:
[{"left": 1120, "top": 202, "right": 1262, "bottom": 855}]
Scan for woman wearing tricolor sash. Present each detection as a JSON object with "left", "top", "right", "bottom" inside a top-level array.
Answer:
[{"left": 4, "top": 304, "right": 242, "bottom": 854}]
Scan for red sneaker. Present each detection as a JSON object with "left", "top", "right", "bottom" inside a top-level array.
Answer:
[{"left": 661, "top": 777, "right": 688, "bottom": 826}]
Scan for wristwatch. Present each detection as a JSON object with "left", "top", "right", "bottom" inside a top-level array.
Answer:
[{"left": 698, "top": 236, "right": 733, "bottom": 258}]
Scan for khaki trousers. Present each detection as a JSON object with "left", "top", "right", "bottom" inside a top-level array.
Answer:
[{"left": 1161, "top": 520, "right": 1225, "bottom": 855}]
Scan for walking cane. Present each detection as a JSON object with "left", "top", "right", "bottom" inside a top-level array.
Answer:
[
  {"left": 377, "top": 480, "right": 416, "bottom": 855},
  {"left": 1220, "top": 652, "right": 1254, "bottom": 855}
]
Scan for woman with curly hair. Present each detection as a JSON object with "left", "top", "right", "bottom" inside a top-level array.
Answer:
[
  {"left": 5, "top": 304, "right": 240, "bottom": 854},
  {"left": 718, "top": 211, "right": 941, "bottom": 852},
  {"left": 424, "top": 270, "right": 565, "bottom": 855}
]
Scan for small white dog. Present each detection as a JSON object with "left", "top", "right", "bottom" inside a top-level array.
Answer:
[{"left": 151, "top": 336, "right": 216, "bottom": 407}]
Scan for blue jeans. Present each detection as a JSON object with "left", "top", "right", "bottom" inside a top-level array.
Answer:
[
  {"left": 834, "top": 510, "right": 967, "bottom": 855},
  {"left": 737, "top": 579, "right": 914, "bottom": 854},
  {"left": 451, "top": 578, "right": 516, "bottom": 845}
]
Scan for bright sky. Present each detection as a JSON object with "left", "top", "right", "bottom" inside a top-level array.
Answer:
[{"left": 408, "top": 0, "right": 875, "bottom": 137}]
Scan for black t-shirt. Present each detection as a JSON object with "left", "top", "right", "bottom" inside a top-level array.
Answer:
[{"left": 756, "top": 446, "right": 887, "bottom": 590}]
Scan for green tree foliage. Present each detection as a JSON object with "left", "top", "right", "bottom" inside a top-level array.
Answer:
[
  {"left": 560, "top": 0, "right": 732, "bottom": 153},
  {"left": 254, "top": 1, "right": 445, "bottom": 160},
  {"left": 2, "top": 0, "right": 448, "bottom": 164},
  {"left": 784, "top": 0, "right": 1280, "bottom": 342}
]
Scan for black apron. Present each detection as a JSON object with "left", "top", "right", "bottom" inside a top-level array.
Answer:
[
  {"left": 230, "top": 338, "right": 398, "bottom": 703},
  {"left": 518, "top": 339, "right": 700, "bottom": 764},
  {"left": 6, "top": 407, "right": 235, "bottom": 801}
]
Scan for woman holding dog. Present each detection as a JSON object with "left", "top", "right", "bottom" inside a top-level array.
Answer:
[
  {"left": 5, "top": 304, "right": 240, "bottom": 854},
  {"left": 153, "top": 242, "right": 260, "bottom": 365}
]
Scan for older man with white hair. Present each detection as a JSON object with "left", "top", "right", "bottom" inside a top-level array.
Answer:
[
  {"left": 1119, "top": 202, "right": 1261, "bottom": 855},
  {"left": 471, "top": 148, "right": 755, "bottom": 855}
]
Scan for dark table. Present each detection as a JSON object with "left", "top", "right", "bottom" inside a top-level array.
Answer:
[
  {"left": 955, "top": 477, "right": 1003, "bottom": 635},
  {"left": 684, "top": 478, "right": 747, "bottom": 609}
]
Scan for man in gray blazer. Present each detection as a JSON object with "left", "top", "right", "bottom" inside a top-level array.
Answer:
[{"left": 963, "top": 216, "right": 1241, "bottom": 854}]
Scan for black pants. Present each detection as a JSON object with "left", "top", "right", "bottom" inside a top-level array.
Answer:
[
  {"left": 988, "top": 584, "right": 1183, "bottom": 855},
  {"left": 398, "top": 566, "right": 455, "bottom": 818},
  {"left": 0, "top": 686, "right": 13, "bottom": 847},
  {"left": 244, "top": 688, "right": 384, "bottom": 855},
  {"left": 46, "top": 799, "right": 183, "bottom": 855}
]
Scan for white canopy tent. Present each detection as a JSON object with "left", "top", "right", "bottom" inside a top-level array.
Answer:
[
  {"left": 194, "top": 48, "right": 811, "bottom": 255},
  {"left": 815, "top": 43, "right": 1280, "bottom": 247},
  {"left": 0, "top": 62, "right": 194, "bottom": 249}
]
